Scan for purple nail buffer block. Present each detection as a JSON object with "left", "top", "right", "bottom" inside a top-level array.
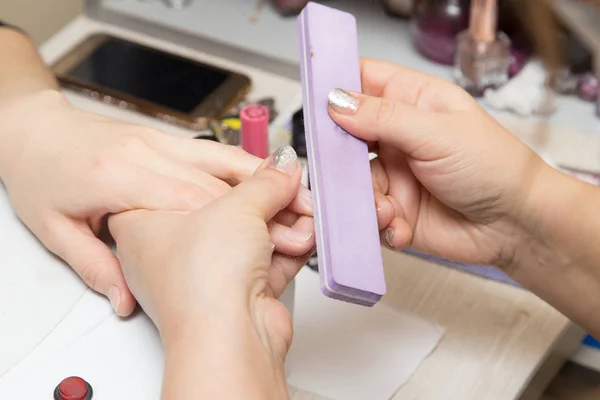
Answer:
[{"left": 298, "top": 2, "right": 386, "bottom": 306}]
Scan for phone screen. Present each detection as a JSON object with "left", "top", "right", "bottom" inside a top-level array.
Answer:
[{"left": 64, "top": 37, "right": 229, "bottom": 114}]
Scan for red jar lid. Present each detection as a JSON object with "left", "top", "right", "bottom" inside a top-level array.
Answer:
[{"left": 56, "top": 376, "right": 89, "bottom": 400}]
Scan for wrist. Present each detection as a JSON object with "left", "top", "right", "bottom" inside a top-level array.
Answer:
[
  {"left": 499, "top": 164, "right": 600, "bottom": 335},
  {"left": 161, "top": 311, "right": 289, "bottom": 400},
  {"left": 0, "top": 87, "right": 66, "bottom": 117},
  {"left": 0, "top": 28, "right": 59, "bottom": 104},
  {"left": 500, "top": 163, "right": 587, "bottom": 280},
  {"left": 0, "top": 89, "right": 67, "bottom": 179}
]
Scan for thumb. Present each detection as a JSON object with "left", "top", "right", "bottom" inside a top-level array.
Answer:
[
  {"left": 46, "top": 218, "right": 137, "bottom": 317},
  {"left": 216, "top": 145, "right": 301, "bottom": 222},
  {"left": 327, "top": 88, "right": 449, "bottom": 157}
]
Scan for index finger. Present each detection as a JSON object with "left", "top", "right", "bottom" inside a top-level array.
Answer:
[
  {"left": 154, "top": 135, "right": 262, "bottom": 184},
  {"left": 212, "top": 147, "right": 303, "bottom": 222},
  {"left": 155, "top": 135, "right": 312, "bottom": 216},
  {"left": 359, "top": 58, "right": 473, "bottom": 111},
  {"left": 360, "top": 58, "right": 433, "bottom": 98}
]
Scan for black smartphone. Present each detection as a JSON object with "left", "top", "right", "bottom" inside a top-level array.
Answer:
[{"left": 52, "top": 34, "right": 251, "bottom": 131}]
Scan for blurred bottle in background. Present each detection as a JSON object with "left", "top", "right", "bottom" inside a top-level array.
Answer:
[
  {"left": 271, "top": 0, "right": 310, "bottom": 16},
  {"left": 162, "top": 0, "right": 193, "bottom": 9},
  {"left": 454, "top": 0, "right": 510, "bottom": 96},
  {"left": 410, "top": 0, "right": 470, "bottom": 65},
  {"left": 383, "top": 0, "right": 415, "bottom": 19}
]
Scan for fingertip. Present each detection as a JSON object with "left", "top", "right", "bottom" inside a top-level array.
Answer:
[
  {"left": 66, "top": 233, "right": 133, "bottom": 309},
  {"left": 287, "top": 185, "right": 313, "bottom": 216},
  {"left": 395, "top": 223, "right": 413, "bottom": 248},
  {"left": 269, "top": 217, "right": 315, "bottom": 257},
  {"left": 375, "top": 192, "right": 394, "bottom": 229},
  {"left": 293, "top": 215, "right": 315, "bottom": 234},
  {"left": 267, "top": 145, "right": 300, "bottom": 177},
  {"left": 383, "top": 228, "right": 394, "bottom": 249},
  {"left": 224, "top": 146, "right": 302, "bottom": 221},
  {"left": 382, "top": 218, "right": 413, "bottom": 250},
  {"left": 114, "top": 287, "right": 137, "bottom": 317}
]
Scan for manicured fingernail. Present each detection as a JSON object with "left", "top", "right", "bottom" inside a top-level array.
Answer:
[
  {"left": 286, "top": 229, "right": 313, "bottom": 243},
  {"left": 328, "top": 88, "right": 358, "bottom": 114},
  {"left": 385, "top": 228, "right": 394, "bottom": 248},
  {"left": 108, "top": 285, "right": 121, "bottom": 314},
  {"left": 299, "top": 186, "right": 313, "bottom": 212},
  {"left": 269, "top": 145, "right": 298, "bottom": 175}
]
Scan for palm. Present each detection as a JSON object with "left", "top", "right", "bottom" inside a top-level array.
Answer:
[
  {"left": 248, "top": 244, "right": 312, "bottom": 357},
  {"left": 379, "top": 147, "right": 509, "bottom": 267}
]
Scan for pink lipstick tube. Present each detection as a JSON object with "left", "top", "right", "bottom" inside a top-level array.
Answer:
[{"left": 240, "top": 104, "right": 270, "bottom": 158}]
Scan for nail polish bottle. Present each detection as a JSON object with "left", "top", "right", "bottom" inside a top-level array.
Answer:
[
  {"left": 508, "top": 47, "right": 528, "bottom": 77},
  {"left": 271, "top": 0, "right": 310, "bottom": 16},
  {"left": 162, "top": 0, "right": 193, "bottom": 9},
  {"left": 291, "top": 108, "right": 307, "bottom": 158},
  {"left": 454, "top": 0, "right": 510, "bottom": 96},
  {"left": 577, "top": 72, "right": 600, "bottom": 102},
  {"left": 383, "top": 0, "right": 415, "bottom": 19},
  {"left": 410, "top": 0, "right": 470, "bottom": 65},
  {"left": 553, "top": 68, "right": 580, "bottom": 95},
  {"left": 596, "top": 61, "right": 600, "bottom": 118}
]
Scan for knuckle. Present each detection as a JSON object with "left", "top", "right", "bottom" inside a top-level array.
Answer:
[
  {"left": 375, "top": 98, "right": 397, "bottom": 128},
  {"left": 211, "top": 178, "right": 232, "bottom": 196},
  {"left": 77, "top": 261, "right": 102, "bottom": 291},
  {"left": 118, "top": 132, "right": 152, "bottom": 152},
  {"left": 88, "top": 131, "right": 156, "bottom": 181},
  {"left": 227, "top": 146, "right": 257, "bottom": 177},
  {"left": 228, "top": 144, "right": 249, "bottom": 158},
  {"left": 135, "top": 126, "right": 166, "bottom": 140},
  {"left": 175, "top": 184, "right": 211, "bottom": 208},
  {"left": 258, "top": 171, "right": 284, "bottom": 194}
]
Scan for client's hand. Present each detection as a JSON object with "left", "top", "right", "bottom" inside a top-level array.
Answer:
[
  {"left": 328, "top": 58, "right": 548, "bottom": 270},
  {"left": 109, "top": 146, "right": 313, "bottom": 400},
  {"left": 0, "top": 90, "right": 312, "bottom": 317}
]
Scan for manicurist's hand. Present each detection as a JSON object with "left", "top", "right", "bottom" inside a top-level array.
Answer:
[
  {"left": 327, "top": 58, "right": 545, "bottom": 269},
  {"left": 329, "top": 58, "right": 600, "bottom": 339},
  {"left": 109, "top": 146, "right": 313, "bottom": 400}
]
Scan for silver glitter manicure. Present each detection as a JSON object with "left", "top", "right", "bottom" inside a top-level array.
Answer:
[
  {"left": 272, "top": 145, "right": 298, "bottom": 175},
  {"left": 385, "top": 229, "right": 394, "bottom": 248},
  {"left": 328, "top": 88, "right": 358, "bottom": 113}
]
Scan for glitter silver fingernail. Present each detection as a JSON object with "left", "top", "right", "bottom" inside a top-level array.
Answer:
[
  {"left": 385, "top": 229, "right": 394, "bottom": 248},
  {"left": 328, "top": 88, "right": 358, "bottom": 114},
  {"left": 271, "top": 145, "right": 298, "bottom": 175}
]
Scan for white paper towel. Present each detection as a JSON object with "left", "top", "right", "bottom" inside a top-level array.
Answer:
[
  {"left": 0, "top": 266, "right": 443, "bottom": 399},
  {"left": 286, "top": 268, "right": 444, "bottom": 400}
]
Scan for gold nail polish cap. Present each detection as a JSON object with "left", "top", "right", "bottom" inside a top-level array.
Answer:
[{"left": 468, "top": 0, "right": 498, "bottom": 43}]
